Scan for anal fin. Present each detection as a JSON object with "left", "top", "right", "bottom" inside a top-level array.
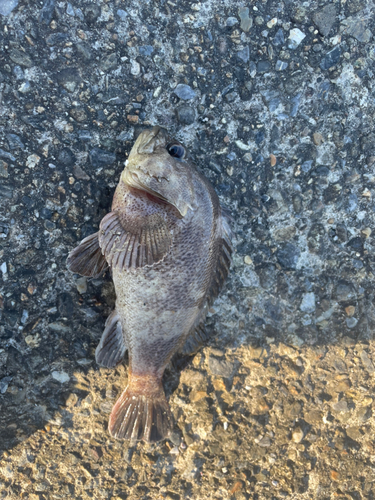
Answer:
[
  {"left": 67, "top": 232, "right": 108, "bottom": 278},
  {"left": 95, "top": 310, "right": 127, "bottom": 368}
]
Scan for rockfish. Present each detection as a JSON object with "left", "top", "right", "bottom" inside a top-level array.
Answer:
[{"left": 67, "top": 126, "right": 232, "bottom": 442}]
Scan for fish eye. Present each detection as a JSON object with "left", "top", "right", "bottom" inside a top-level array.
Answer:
[{"left": 167, "top": 143, "right": 185, "bottom": 159}]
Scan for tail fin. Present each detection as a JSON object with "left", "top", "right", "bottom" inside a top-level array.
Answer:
[{"left": 108, "top": 378, "right": 173, "bottom": 443}]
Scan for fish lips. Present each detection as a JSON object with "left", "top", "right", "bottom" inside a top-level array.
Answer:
[{"left": 123, "top": 168, "right": 193, "bottom": 217}]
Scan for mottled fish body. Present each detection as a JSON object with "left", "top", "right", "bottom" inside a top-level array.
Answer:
[{"left": 67, "top": 126, "right": 232, "bottom": 442}]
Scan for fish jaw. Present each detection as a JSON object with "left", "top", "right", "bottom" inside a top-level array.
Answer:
[{"left": 120, "top": 127, "right": 196, "bottom": 217}]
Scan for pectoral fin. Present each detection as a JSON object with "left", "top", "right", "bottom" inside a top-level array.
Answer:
[
  {"left": 67, "top": 232, "right": 108, "bottom": 278},
  {"left": 99, "top": 193, "right": 174, "bottom": 269}
]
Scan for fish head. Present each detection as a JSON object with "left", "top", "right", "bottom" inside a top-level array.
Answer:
[{"left": 121, "top": 126, "right": 196, "bottom": 217}]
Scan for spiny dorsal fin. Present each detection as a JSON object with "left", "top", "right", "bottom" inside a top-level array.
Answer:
[
  {"left": 67, "top": 232, "right": 108, "bottom": 278},
  {"left": 179, "top": 209, "right": 233, "bottom": 357},
  {"left": 207, "top": 208, "right": 233, "bottom": 306}
]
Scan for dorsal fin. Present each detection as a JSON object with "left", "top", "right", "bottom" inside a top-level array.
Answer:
[
  {"left": 206, "top": 208, "right": 233, "bottom": 306},
  {"left": 179, "top": 208, "right": 233, "bottom": 356}
]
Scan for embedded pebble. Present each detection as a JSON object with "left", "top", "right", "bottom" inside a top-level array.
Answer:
[
  {"left": 300, "top": 292, "right": 316, "bottom": 313},
  {"left": 176, "top": 104, "right": 195, "bottom": 125},
  {"left": 238, "top": 7, "right": 252, "bottom": 32},
  {"left": 292, "top": 428, "right": 304, "bottom": 443},
  {"left": 287, "top": 28, "right": 306, "bottom": 49},
  {"left": 0, "top": 0, "right": 18, "bottom": 16},
  {"left": 51, "top": 371, "right": 70, "bottom": 383},
  {"left": 174, "top": 84, "right": 196, "bottom": 100},
  {"left": 89, "top": 148, "right": 116, "bottom": 168},
  {"left": 312, "top": 4, "right": 337, "bottom": 37}
]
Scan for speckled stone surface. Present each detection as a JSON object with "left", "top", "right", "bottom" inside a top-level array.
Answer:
[{"left": 1, "top": 0, "right": 375, "bottom": 498}]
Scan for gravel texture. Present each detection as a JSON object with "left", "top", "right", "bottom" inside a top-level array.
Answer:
[{"left": 1, "top": 0, "right": 375, "bottom": 499}]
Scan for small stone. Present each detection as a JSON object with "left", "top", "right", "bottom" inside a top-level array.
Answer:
[
  {"left": 0, "top": 160, "right": 8, "bottom": 178},
  {"left": 69, "top": 108, "right": 87, "bottom": 122},
  {"left": 238, "top": 7, "right": 252, "bottom": 32},
  {"left": 342, "top": 17, "right": 372, "bottom": 43},
  {"left": 287, "top": 28, "right": 306, "bottom": 49},
  {"left": 73, "top": 165, "right": 89, "bottom": 180},
  {"left": 26, "top": 154, "right": 40, "bottom": 169},
  {"left": 226, "top": 17, "right": 238, "bottom": 27},
  {"left": 257, "top": 60, "right": 271, "bottom": 73},
  {"left": 89, "top": 147, "right": 116, "bottom": 168},
  {"left": 174, "top": 84, "right": 196, "bottom": 100},
  {"left": 312, "top": 5, "right": 337, "bottom": 37},
  {"left": 176, "top": 105, "right": 195, "bottom": 125},
  {"left": 237, "top": 46, "right": 250, "bottom": 63},
  {"left": 300, "top": 292, "right": 315, "bottom": 313},
  {"left": 361, "top": 227, "right": 371, "bottom": 238},
  {"left": 304, "top": 410, "right": 322, "bottom": 425},
  {"left": 320, "top": 46, "right": 341, "bottom": 70},
  {"left": 117, "top": 129, "right": 134, "bottom": 142},
  {"left": 0, "top": 376, "right": 12, "bottom": 394},
  {"left": 257, "top": 436, "right": 271, "bottom": 447},
  {"left": 346, "top": 317, "right": 357, "bottom": 328},
  {"left": 130, "top": 59, "right": 141, "bottom": 76},
  {"left": 332, "top": 399, "right": 349, "bottom": 413},
  {"left": 117, "top": 8, "right": 127, "bottom": 20},
  {"left": 0, "top": 0, "right": 18, "bottom": 16},
  {"left": 25, "top": 334, "right": 41, "bottom": 348},
  {"left": 267, "top": 18, "right": 277, "bottom": 29},
  {"left": 208, "top": 356, "right": 235, "bottom": 378},
  {"left": 39, "top": 0, "right": 56, "bottom": 24},
  {"left": 18, "top": 81, "right": 31, "bottom": 93},
  {"left": 58, "top": 147, "right": 76, "bottom": 166},
  {"left": 330, "top": 470, "right": 340, "bottom": 481},
  {"left": 9, "top": 47, "right": 33, "bottom": 67},
  {"left": 84, "top": 3, "right": 101, "bottom": 25},
  {"left": 270, "top": 154, "right": 276, "bottom": 166},
  {"left": 244, "top": 255, "right": 252, "bottom": 265},
  {"left": 76, "top": 42, "right": 92, "bottom": 60},
  {"left": 235, "top": 140, "right": 251, "bottom": 151},
  {"left": 76, "top": 277, "right": 87, "bottom": 294},
  {"left": 7, "top": 133, "right": 24, "bottom": 150},
  {"left": 276, "top": 242, "right": 301, "bottom": 270},
  {"left": 275, "top": 60, "right": 288, "bottom": 71},
  {"left": 360, "top": 351, "right": 375, "bottom": 374},
  {"left": 55, "top": 67, "right": 81, "bottom": 92},
  {"left": 273, "top": 28, "right": 284, "bottom": 46},
  {"left": 292, "top": 427, "right": 304, "bottom": 443},
  {"left": 52, "top": 371, "right": 70, "bottom": 383},
  {"left": 335, "top": 281, "right": 356, "bottom": 301},
  {"left": 101, "top": 53, "right": 118, "bottom": 72},
  {"left": 127, "top": 115, "right": 139, "bottom": 124},
  {"left": 313, "top": 132, "right": 324, "bottom": 145},
  {"left": 345, "top": 305, "right": 355, "bottom": 317}
]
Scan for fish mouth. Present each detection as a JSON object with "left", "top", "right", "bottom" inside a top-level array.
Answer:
[{"left": 124, "top": 168, "right": 170, "bottom": 202}]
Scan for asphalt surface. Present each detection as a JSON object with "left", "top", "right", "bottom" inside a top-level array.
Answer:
[{"left": 1, "top": 0, "right": 375, "bottom": 499}]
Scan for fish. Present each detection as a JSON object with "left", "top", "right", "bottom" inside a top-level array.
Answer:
[{"left": 67, "top": 126, "right": 233, "bottom": 443}]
